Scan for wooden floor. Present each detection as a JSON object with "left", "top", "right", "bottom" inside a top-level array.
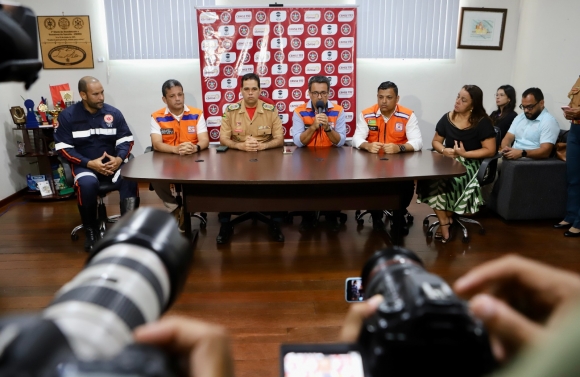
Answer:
[{"left": 1, "top": 186, "right": 579, "bottom": 376}]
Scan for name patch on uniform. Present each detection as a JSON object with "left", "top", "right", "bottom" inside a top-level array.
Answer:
[
  {"left": 368, "top": 126, "right": 378, "bottom": 131},
  {"left": 262, "top": 102, "right": 275, "bottom": 111},
  {"left": 160, "top": 129, "right": 174, "bottom": 135},
  {"left": 395, "top": 122, "right": 403, "bottom": 132},
  {"left": 367, "top": 119, "right": 376, "bottom": 126},
  {"left": 227, "top": 103, "right": 241, "bottom": 111},
  {"left": 188, "top": 126, "right": 196, "bottom": 133}
]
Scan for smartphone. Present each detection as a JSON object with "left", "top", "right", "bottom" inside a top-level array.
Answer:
[
  {"left": 281, "top": 344, "right": 366, "bottom": 377},
  {"left": 216, "top": 145, "right": 229, "bottom": 153},
  {"left": 345, "top": 277, "right": 364, "bottom": 302},
  {"left": 561, "top": 106, "right": 571, "bottom": 111},
  {"left": 283, "top": 146, "right": 296, "bottom": 154}
]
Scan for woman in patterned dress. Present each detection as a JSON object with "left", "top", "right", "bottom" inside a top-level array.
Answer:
[{"left": 417, "top": 85, "right": 497, "bottom": 243}]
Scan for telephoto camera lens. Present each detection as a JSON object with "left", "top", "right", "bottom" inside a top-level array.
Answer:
[
  {"left": 358, "top": 247, "right": 496, "bottom": 377},
  {"left": 0, "top": 207, "right": 191, "bottom": 376}
]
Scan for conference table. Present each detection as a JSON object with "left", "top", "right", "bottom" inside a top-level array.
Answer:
[{"left": 122, "top": 146, "right": 466, "bottom": 239}]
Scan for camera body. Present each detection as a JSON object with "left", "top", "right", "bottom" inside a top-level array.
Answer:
[
  {"left": 0, "top": 208, "right": 191, "bottom": 377},
  {"left": 357, "top": 247, "right": 495, "bottom": 377}
]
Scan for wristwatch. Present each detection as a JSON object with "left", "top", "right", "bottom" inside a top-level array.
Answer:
[
  {"left": 521, "top": 150, "right": 527, "bottom": 158},
  {"left": 399, "top": 144, "right": 406, "bottom": 152},
  {"left": 324, "top": 126, "right": 332, "bottom": 133},
  {"left": 194, "top": 144, "right": 200, "bottom": 153}
]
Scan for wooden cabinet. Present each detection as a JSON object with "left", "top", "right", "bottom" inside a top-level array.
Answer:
[{"left": 14, "top": 127, "right": 73, "bottom": 200}]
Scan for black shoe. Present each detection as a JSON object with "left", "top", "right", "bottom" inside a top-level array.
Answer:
[
  {"left": 554, "top": 222, "right": 571, "bottom": 229},
  {"left": 216, "top": 223, "right": 233, "bottom": 244},
  {"left": 564, "top": 230, "right": 580, "bottom": 237},
  {"left": 84, "top": 227, "right": 99, "bottom": 252},
  {"left": 120, "top": 197, "right": 140, "bottom": 216},
  {"left": 269, "top": 222, "right": 285, "bottom": 242}
]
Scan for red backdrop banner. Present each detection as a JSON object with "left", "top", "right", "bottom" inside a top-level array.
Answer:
[{"left": 196, "top": 7, "right": 357, "bottom": 142}]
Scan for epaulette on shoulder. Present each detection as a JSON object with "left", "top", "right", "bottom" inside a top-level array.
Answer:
[
  {"left": 262, "top": 102, "right": 275, "bottom": 111},
  {"left": 227, "top": 103, "right": 241, "bottom": 111}
]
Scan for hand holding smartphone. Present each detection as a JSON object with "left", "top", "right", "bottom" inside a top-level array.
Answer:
[
  {"left": 345, "top": 277, "right": 364, "bottom": 302},
  {"left": 562, "top": 106, "right": 571, "bottom": 111}
]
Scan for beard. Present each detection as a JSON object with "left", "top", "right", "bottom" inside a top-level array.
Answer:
[{"left": 525, "top": 110, "right": 541, "bottom": 120}]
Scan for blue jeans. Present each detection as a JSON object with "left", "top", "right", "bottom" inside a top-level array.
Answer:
[{"left": 564, "top": 123, "right": 580, "bottom": 228}]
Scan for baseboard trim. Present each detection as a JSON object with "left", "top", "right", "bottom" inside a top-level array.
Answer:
[{"left": 0, "top": 188, "right": 29, "bottom": 209}]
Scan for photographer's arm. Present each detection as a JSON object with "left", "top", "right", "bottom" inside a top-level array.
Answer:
[
  {"left": 454, "top": 255, "right": 580, "bottom": 362},
  {"left": 134, "top": 316, "right": 235, "bottom": 377},
  {"left": 339, "top": 295, "right": 384, "bottom": 342}
]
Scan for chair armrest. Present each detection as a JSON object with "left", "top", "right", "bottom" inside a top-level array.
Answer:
[{"left": 477, "top": 153, "right": 502, "bottom": 185}]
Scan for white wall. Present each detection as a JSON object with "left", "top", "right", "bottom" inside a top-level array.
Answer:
[{"left": 0, "top": 0, "right": 577, "bottom": 201}]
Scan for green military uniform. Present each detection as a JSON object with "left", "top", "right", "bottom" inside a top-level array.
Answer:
[{"left": 220, "top": 99, "right": 284, "bottom": 144}]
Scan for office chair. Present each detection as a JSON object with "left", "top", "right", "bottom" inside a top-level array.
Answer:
[
  {"left": 144, "top": 147, "right": 207, "bottom": 230},
  {"left": 59, "top": 155, "right": 123, "bottom": 241},
  {"left": 355, "top": 209, "right": 414, "bottom": 227},
  {"left": 423, "top": 126, "right": 502, "bottom": 243}
]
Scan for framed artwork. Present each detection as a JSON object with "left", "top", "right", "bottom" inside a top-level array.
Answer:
[{"left": 457, "top": 8, "right": 507, "bottom": 50}]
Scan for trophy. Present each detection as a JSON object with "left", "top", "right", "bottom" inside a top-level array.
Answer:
[
  {"left": 9, "top": 106, "right": 26, "bottom": 128},
  {"left": 47, "top": 108, "right": 62, "bottom": 128},
  {"left": 37, "top": 97, "right": 49, "bottom": 125}
]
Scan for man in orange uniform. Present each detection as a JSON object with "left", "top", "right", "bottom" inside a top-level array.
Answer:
[
  {"left": 291, "top": 75, "right": 347, "bottom": 232},
  {"left": 150, "top": 79, "right": 209, "bottom": 231},
  {"left": 352, "top": 81, "right": 423, "bottom": 238}
]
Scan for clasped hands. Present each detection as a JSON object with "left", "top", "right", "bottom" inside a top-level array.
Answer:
[
  {"left": 87, "top": 152, "right": 122, "bottom": 176},
  {"left": 238, "top": 136, "right": 264, "bottom": 152},
  {"left": 563, "top": 106, "right": 580, "bottom": 121},
  {"left": 313, "top": 113, "right": 331, "bottom": 132},
  {"left": 440, "top": 140, "right": 466, "bottom": 158},
  {"left": 176, "top": 142, "right": 198, "bottom": 155},
  {"left": 365, "top": 142, "right": 401, "bottom": 154}
]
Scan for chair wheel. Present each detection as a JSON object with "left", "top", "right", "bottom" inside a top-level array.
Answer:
[
  {"left": 423, "top": 219, "right": 429, "bottom": 227},
  {"left": 200, "top": 221, "right": 207, "bottom": 229},
  {"left": 479, "top": 228, "right": 486, "bottom": 235},
  {"left": 462, "top": 236, "right": 470, "bottom": 243},
  {"left": 71, "top": 234, "right": 79, "bottom": 241},
  {"left": 356, "top": 219, "right": 364, "bottom": 225},
  {"left": 339, "top": 213, "right": 347, "bottom": 223},
  {"left": 426, "top": 230, "right": 433, "bottom": 237}
]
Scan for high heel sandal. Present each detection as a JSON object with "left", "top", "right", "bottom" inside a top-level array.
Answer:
[
  {"left": 436, "top": 223, "right": 452, "bottom": 243},
  {"left": 434, "top": 220, "right": 453, "bottom": 240}
]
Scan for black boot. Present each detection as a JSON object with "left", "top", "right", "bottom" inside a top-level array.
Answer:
[
  {"left": 216, "top": 222, "right": 233, "bottom": 244},
  {"left": 78, "top": 204, "right": 99, "bottom": 252},
  {"left": 120, "top": 197, "right": 140, "bottom": 216}
]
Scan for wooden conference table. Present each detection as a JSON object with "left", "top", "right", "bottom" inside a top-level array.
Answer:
[{"left": 122, "top": 146, "right": 466, "bottom": 237}]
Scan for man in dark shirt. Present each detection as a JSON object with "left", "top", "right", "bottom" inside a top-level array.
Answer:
[{"left": 54, "top": 76, "right": 139, "bottom": 251}]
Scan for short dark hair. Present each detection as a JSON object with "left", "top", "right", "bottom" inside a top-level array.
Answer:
[
  {"left": 241, "top": 73, "right": 261, "bottom": 88},
  {"left": 162, "top": 79, "right": 183, "bottom": 97},
  {"left": 377, "top": 81, "right": 398, "bottom": 96},
  {"left": 308, "top": 75, "right": 331, "bottom": 91},
  {"left": 522, "top": 87, "right": 544, "bottom": 102}
]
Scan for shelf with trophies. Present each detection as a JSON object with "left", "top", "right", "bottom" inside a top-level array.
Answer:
[{"left": 11, "top": 90, "right": 75, "bottom": 200}]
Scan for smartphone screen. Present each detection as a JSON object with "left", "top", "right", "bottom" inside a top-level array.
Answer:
[
  {"left": 281, "top": 344, "right": 365, "bottom": 377},
  {"left": 345, "top": 277, "right": 364, "bottom": 302}
]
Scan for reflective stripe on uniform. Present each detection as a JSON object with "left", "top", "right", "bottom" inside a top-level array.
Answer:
[
  {"left": 74, "top": 171, "right": 98, "bottom": 184},
  {"left": 116, "top": 136, "right": 134, "bottom": 146},
  {"left": 55, "top": 142, "right": 74, "bottom": 150},
  {"left": 72, "top": 129, "right": 118, "bottom": 138}
]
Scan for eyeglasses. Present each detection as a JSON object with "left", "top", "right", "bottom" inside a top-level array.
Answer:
[
  {"left": 310, "top": 91, "right": 328, "bottom": 97},
  {"left": 519, "top": 102, "right": 538, "bottom": 111}
]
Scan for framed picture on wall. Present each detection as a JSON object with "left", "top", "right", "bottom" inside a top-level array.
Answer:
[{"left": 457, "top": 8, "right": 507, "bottom": 50}]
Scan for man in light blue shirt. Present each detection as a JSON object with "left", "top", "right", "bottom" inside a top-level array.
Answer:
[{"left": 500, "top": 87, "right": 560, "bottom": 159}]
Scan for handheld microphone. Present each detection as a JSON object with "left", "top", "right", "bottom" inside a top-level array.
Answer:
[{"left": 316, "top": 100, "right": 325, "bottom": 115}]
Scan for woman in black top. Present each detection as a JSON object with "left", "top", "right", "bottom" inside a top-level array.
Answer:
[
  {"left": 489, "top": 85, "right": 517, "bottom": 140},
  {"left": 417, "top": 85, "right": 497, "bottom": 242}
]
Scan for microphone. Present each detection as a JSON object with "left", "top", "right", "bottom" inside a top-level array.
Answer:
[{"left": 316, "top": 100, "right": 325, "bottom": 115}]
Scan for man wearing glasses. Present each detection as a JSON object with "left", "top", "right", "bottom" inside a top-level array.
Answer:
[
  {"left": 290, "top": 75, "right": 347, "bottom": 231},
  {"left": 500, "top": 87, "right": 560, "bottom": 159}
]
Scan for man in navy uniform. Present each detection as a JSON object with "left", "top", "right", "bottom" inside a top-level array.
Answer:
[{"left": 54, "top": 76, "right": 139, "bottom": 251}]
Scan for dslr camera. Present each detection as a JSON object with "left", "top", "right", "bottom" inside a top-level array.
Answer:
[
  {"left": 0, "top": 208, "right": 192, "bottom": 377},
  {"left": 282, "top": 247, "right": 496, "bottom": 377}
]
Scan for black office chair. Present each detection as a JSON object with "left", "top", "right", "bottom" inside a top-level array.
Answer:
[
  {"left": 144, "top": 147, "right": 207, "bottom": 230},
  {"left": 59, "top": 155, "right": 123, "bottom": 241},
  {"left": 355, "top": 209, "right": 413, "bottom": 227},
  {"left": 423, "top": 126, "right": 502, "bottom": 243}
]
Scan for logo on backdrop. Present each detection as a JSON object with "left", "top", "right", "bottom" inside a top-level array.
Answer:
[
  {"left": 203, "top": 26, "right": 214, "bottom": 38},
  {"left": 307, "top": 24, "right": 318, "bottom": 36},
  {"left": 274, "top": 51, "right": 285, "bottom": 62},
  {"left": 222, "top": 39, "right": 233, "bottom": 51},
  {"left": 256, "top": 11, "right": 267, "bottom": 23},
  {"left": 225, "top": 91, "right": 236, "bottom": 102},
  {"left": 223, "top": 65, "right": 234, "bottom": 77},
  {"left": 292, "top": 89, "right": 302, "bottom": 100},
  {"left": 256, "top": 38, "right": 264, "bottom": 49},
  {"left": 210, "top": 129, "right": 220, "bottom": 139},
  {"left": 276, "top": 102, "right": 286, "bottom": 112},
  {"left": 257, "top": 64, "right": 268, "bottom": 75},
  {"left": 274, "top": 24, "right": 284, "bottom": 36},
  {"left": 324, "top": 63, "right": 335, "bottom": 74},
  {"left": 208, "top": 104, "right": 219, "bottom": 115},
  {"left": 206, "top": 79, "right": 218, "bottom": 90},
  {"left": 341, "top": 50, "right": 352, "bottom": 61},
  {"left": 325, "top": 38, "right": 335, "bottom": 48},
  {"left": 308, "top": 51, "right": 318, "bottom": 62},
  {"left": 291, "top": 64, "right": 302, "bottom": 74},
  {"left": 341, "top": 76, "right": 351, "bottom": 86},
  {"left": 239, "top": 25, "right": 249, "bottom": 37},
  {"left": 341, "top": 24, "right": 352, "bottom": 35},
  {"left": 275, "top": 77, "right": 286, "bottom": 87},
  {"left": 291, "top": 11, "right": 301, "bottom": 22},
  {"left": 220, "top": 12, "right": 231, "bottom": 23},
  {"left": 341, "top": 100, "right": 351, "bottom": 111},
  {"left": 260, "top": 90, "right": 269, "bottom": 98}
]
